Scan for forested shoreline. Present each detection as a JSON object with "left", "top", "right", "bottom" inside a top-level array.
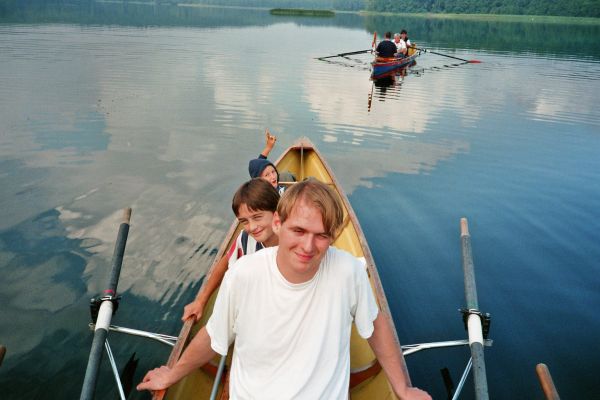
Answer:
[
  {"left": 176, "top": 0, "right": 599, "bottom": 17},
  {"left": 1, "top": 0, "right": 599, "bottom": 18}
]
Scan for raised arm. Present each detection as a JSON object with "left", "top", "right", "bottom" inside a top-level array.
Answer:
[
  {"left": 182, "top": 254, "right": 230, "bottom": 322},
  {"left": 260, "top": 128, "right": 277, "bottom": 158},
  {"left": 367, "top": 313, "right": 431, "bottom": 400},
  {"left": 137, "top": 327, "right": 217, "bottom": 392}
]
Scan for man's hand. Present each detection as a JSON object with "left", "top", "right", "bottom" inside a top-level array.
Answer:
[
  {"left": 137, "top": 365, "right": 176, "bottom": 392},
  {"left": 394, "top": 385, "right": 432, "bottom": 400},
  {"left": 182, "top": 299, "right": 204, "bottom": 322}
]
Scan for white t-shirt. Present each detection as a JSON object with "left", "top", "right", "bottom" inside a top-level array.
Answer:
[
  {"left": 399, "top": 38, "right": 411, "bottom": 53},
  {"left": 206, "top": 246, "right": 379, "bottom": 400},
  {"left": 396, "top": 39, "right": 406, "bottom": 52}
]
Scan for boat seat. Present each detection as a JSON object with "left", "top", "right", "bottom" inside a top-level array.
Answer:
[
  {"left": 279, "top": 170, "right": 296, "bottom": 183},
  {"left": 349, "top": 359, "right": 382, "bottom": 389}
]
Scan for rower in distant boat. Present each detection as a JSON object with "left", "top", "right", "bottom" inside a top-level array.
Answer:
[
  {"left": 375, "top": 31, "right": 398, "bottom": 60},
  {"left": 393, "top": 33, "right": 404, "bottom": 56},
  {"left": 398, "top": 29, "right": 412, "bottom": 57}
]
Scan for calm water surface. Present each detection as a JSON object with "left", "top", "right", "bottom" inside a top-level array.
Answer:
[{"left": 1, "top": 3, "right": 599, "bottom": 399}]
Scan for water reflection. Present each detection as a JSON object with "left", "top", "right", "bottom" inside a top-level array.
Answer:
[
  {"left": 1, "top": 3, "right": 599, "bottom": 399},
  {"left": 1, "top": 0, "right": 599, "bottom": 59}
]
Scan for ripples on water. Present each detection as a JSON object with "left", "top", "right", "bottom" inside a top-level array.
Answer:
[{"left": 0, "top": 3, "right": 599, "bottom": 399}]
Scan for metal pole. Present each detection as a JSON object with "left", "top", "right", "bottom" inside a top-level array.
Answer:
[
  {"left": 80, "top": 208, "right": 132, "bottom": 400},
  {"left": 105, "top": 340, "right": 127, "bottom": 400},
  {"left": 452, "top": 357, "right": 473, "bottom": 400},
  {"left": 209, "top": 356, "right": 228, "bottom": 400},
  {"left": 460, "top": 218, "right": 489, "bottom": 400}
]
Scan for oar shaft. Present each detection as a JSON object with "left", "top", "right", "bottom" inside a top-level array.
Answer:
[
  {"left": 80, "top": 208, "right": 132, "bottom": 400},
  {"left": 412, "top": 46, "right": 470, "bottom": 63},
  {"left": 317, "top": 49, "right": 372, "bottom": 60},
  {"left": 107, "top": 209, "right": 132, "bottom": 295},
  {"left": 460, "top": 218, "right": 489, "bottom": 400}
]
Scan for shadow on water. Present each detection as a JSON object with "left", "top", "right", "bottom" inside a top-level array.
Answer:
[{"left": 0, "top": 206, "right": 208, "bottom": 399}]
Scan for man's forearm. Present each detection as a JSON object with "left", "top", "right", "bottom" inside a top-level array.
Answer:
[
  {"left": 169, "top": 327, "right": 218, "bottom": 385},
  {"left": 367, "top": 313, "right": 410, "bottom": 393}
]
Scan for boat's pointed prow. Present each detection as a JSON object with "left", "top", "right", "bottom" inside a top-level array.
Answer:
[{"left": 291, "top": 136, "right": 315, "bottom": 149}]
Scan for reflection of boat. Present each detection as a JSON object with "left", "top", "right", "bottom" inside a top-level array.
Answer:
[
  {"left": 371, "top": 48, "right": 420, "bottom": 80},
  {"left": 157, "top": 137, "right": 411, "bottom": 400}
]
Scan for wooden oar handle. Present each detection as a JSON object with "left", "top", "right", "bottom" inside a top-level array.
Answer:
[
  {"left": 122, "top": 207, "right": 132, "bottom": 224},
  {"left": 536, "top": 363, "right": 560, "bottom": 400},
  {"left": 0, "top": 345, "right": 6, "bottom": 367}
]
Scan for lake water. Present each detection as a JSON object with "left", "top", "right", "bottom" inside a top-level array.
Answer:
[{"left": 1, "top": 2, "right": 599, "bottom": 399}]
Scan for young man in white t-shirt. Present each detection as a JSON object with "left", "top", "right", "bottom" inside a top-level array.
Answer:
[
  {"left": 181, "top": 178, "right": 279, "bottom": 322},
  {"left": 140, "top": 179, "right": 431, "bottom": 400}
]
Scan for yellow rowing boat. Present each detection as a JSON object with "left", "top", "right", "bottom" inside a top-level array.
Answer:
[{"left": 157, "top": 137, "right": 411, "bottom": 400}]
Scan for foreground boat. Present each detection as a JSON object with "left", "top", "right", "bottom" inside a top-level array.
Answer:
[
  {"left": 371, "top": 49, "right": 420, "bottom": 80},
  {"left": 157, "top": 137, "right": 411, "bottom": 399},
  {"left": 81, "top": 140, "right": 492, "bottom": 400}
]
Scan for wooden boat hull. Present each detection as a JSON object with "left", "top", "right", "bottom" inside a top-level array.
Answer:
[
  {"left": 158, "top": 138, "right": 410, "bottom": 400},
  {"left": 371, "top": 51, "right": 420, "bottom": 80}
]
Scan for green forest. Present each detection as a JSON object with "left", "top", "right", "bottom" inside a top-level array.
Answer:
[
  {"left": 178, "top": 0, "right": 599, "bottom": 17},
  {"left": 2, "top": 0, "right": 598, "bottom": 17},
  {"left": 365, "top": 0, "right": 600, "bottom": 18}
]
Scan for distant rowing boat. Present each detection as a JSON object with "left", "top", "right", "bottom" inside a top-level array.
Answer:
[{"left": 371, "top": 48, "right": 421, "bottom": 80}]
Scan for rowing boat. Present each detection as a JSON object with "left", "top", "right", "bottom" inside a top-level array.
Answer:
[
  {"left": 371, "top": 47, "right": 420, "bottom": 80},
  {"left": 156, "top": 137, "right": 411, "bottom": 399}
]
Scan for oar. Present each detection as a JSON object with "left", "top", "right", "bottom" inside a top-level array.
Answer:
[
  {"left": 411, "top": 46, "right": 481, "bottom": 63},
  {"left": 317, "top": 49, "right": 372, "bottom": 60},
  {"left": 80, "top": 208, "right": 132, "bottom": 400}
]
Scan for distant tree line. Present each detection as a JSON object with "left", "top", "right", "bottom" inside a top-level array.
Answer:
[
  {"left": 365, "top": 0, "right": 600, "bottom": 18},
  {"left": 180, "top": 0, "right": 599, "bottom": 16}
]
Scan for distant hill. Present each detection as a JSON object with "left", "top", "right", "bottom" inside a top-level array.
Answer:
[
  {"left": 183, "top": 0, "right": 599, "bottom": 17},
  {"left": 364, "top": 0, "right": 600, "bottom": 18}
]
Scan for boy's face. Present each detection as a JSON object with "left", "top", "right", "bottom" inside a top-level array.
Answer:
[
  {"left": 260, "top": 165, "right": 278, "bottom": 188},
  {"left": 237, "top": 203, "right": 276, "bottom": 244}
]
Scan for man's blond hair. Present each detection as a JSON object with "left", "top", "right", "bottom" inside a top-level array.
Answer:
[{"left": 277, "top": 178, "right": 344, "bottom": 238}]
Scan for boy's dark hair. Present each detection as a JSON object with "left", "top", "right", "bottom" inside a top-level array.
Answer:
[
  {"left": 232, "top": 178, "right": 280, "bottom": 216},
  {"left": 384, "top": 31, "right": 392, "bottom": 39},
  {"left": 400, "top": 29, "right": 407, "bottom": 35}
]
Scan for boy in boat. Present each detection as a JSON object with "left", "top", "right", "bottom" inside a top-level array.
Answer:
[
  {"left": 248, "top": 129, "right": 287, "bottom": 195},
  {"left": 375, "top": 31, "right": 398, "bottom": 59},
  {"left": 181, "top": 178, "right": 279, "bottom": 322},
  {"left": 140, "top": 179, "right": 431, "bottom": 400}
]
